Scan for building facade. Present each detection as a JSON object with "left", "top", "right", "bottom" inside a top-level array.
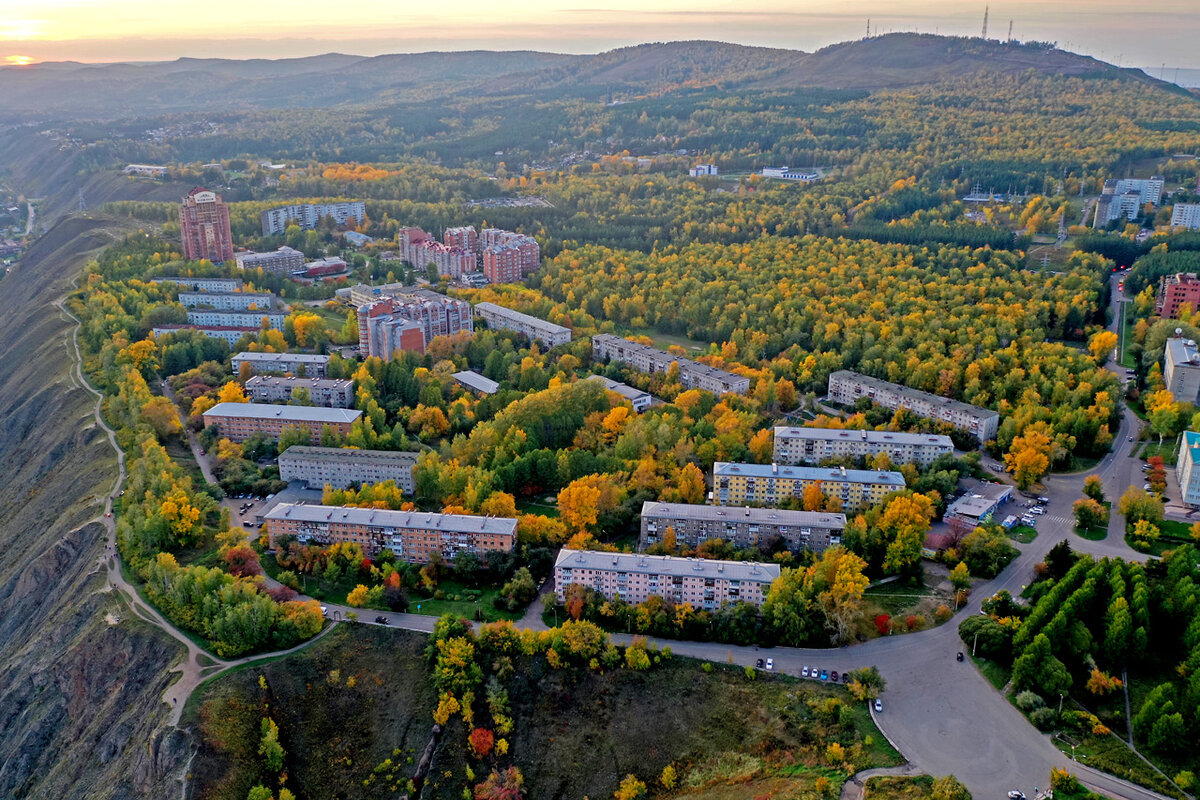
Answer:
[
  {"left": 1177, "top": 431, "right": 1200, "bottom": 507},
  {"left": 278, "top": 446, "right": 418, "bottom": 492},
  {"left": 1156, "top": 273, "right": 1200, "bottom": 318},
  {"left": 1171, "top": 203, "right": 1200, "bottom": 231},
  {"left": 453, "top": 371, "right": 500, "bottom": 395},
  {"left": 772, "top": 426, "right": 954, "bottom": 467},
  {"left": 153, "top": 324, "right": 257, "bottom": 346},
  {"left": 187, "top": 308, "right": 286, "bottom": 329},
  {"left": 179, "top": 188, "right": 235, "bottom": 263},
  {"left": 689, "top": 164, "right": 719, "bottom": 177},
  {"left": 398, "top": 227, "right": 477, "bottom": 278},
  {"left": 152, "top": 277, "right": 241, "bottom": 292},
  {"left": 202, "top": 402, "right": 361, "bottom": 442},
  {"left": 480, "top": 229, "right": 540, "bottom": 277},
  {"left": 761, "top": 167, "right": 818, "bottom": 182},
  {"left": 586, "top": 375, "right": 652, "bottom": 412},
  {"left": 1093, "top": 177, "right": 1165, "bottom": 228},
  {"left": 712, "top": 461, "right": 906, "bottom": 512},
  {"left": 265, "top": 503, "right": 516, "bottom": 562},
  {"left": 444, "top": 226, "right": 479, "bottom": 253},
  {"left": 260, "top": 201, "right": 366, "bottom": 236},
  {"left": 357, "top": 291, "right": 473, "bottom": 357},
  {"left": 474, "top": 302, "right": 572, "bottom": 347},
  {"left": 178, "top": 291, "right": 275, "bottom": 310},
  {"left": 245, "top": 376, "right": 355, "bottom": 407},
  {"left": 1165, "top": 336, "right": 1200, "bottom": 404},
  {"left": 592, "top": 334, "right": 750, "bottom": 395},
  {"left": 639, "top": 501, "right": 846, "bottom": 554},
  {"left": 231, "top": 352, "right": 329, "bottom": 377},
  {"left": 827, "top": 370, "right": 999, "bottom": 443},
  {"left": 553, "top": 550, "right": 779, "bottom": 609},
  {"left": 235, "top": 246, "right": 307, "bottom": 274}
]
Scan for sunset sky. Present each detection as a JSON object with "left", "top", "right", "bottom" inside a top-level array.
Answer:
[{"left": 1, "top": 0, "right": 1196, "bottom": 68}]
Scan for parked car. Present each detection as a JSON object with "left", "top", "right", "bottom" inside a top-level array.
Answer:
[
  {"left": 820, "top": 669, "right": 829, "bottom": 681},
  {"left": 957, "top": 651, "right": 965, "bottom": 662},
  {"left": 802, "top": 666, "right": 810, "bottom": 677},
  {"left": 1008, "top": 792, "right": 1026, "bottom": 800},
  {"left": 830, "top": 670, "right": 839, "bottom": 682},
  {"left": 756, "top": 658, "right": 765, "bottom": 669},
  {"left": 320, "top": 605, "right": 328, "bottom": 617},
  {"left": 375, "top": 616, "right": 390, "bottom": 625},
  {"left": 765, "top": 658, "right": 774, "bottom": 671},
  {"left": 841, "top": 672, "right": 850, "bottom": 684},
  {"left": 1037, "top": 496, "right": 1050, "bottom": 504},
  {"left": 873, "top": 699, "right": 883, "bottom": 712}
]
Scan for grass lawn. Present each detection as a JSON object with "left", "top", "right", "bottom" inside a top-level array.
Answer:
[
  {"left": 1009, "top": 525, "right": 1038, "bottom": 544},
  {"left": 1139, "top": 438, "right": 1179, "bottom": 466},
  {"left": 515, "top": 497, "right": 560, "bottom": 517},
  {"left": 863, "top": 573, "right": 951, "bottom": 625},
  {"left": 969, "top": 654, "right": 1011, "bottom": 691},
  {"left": 1054, "top": 452, "right": 1104, "bottom": 474},
  {"left": 1075, "top": 525, "right": 1108, "bottom": 541},
  {"left": 164, "top": 433, "right": 206, "bottom": 486},
  {"left": 409, "top": 579, "right": 524, "bottom": 622},
  {"left": 627, "top": 325, "right": 711, "bottom": 354},
  {"left": 864, "top": 775, "right": 936, "bottom": 800}
]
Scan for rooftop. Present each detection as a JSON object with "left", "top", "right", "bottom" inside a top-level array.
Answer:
[
  {"left": 202, "top": 402, "right": 362, "bottom": 424},
  {"left": 640, "top": 501, "right": 846, "bottom": 528},
  {"left": 474, "top": 302, "right": 571, "bottom": 336},
  {"left": 592, "top": 334, "right": 747, "bottom": 383},
  {"left": 246, "top": 376, "right": 352, "bottom": 390},
  {"left": 712, "top": 461, "right": 907, "bottom": 487},
  {"left": 453, "top": 370, "right": 500, "bottom": 395},
  {"left": 279, "top": 446, "right": 418, "bottom": 466},
  {"left": 232, "top": 352, "right": 330, "bottom": 364},
  {"left": 1166, "top": 337, "right": 1200, "bottom": 368},
  {"left": 587, "top": 374, "right": 651, "bottom": 401},
  {"left": 555, "top": 549, "right": 781, "bottom": 582},
  {"left": 266, "top": 503, "right": 517, "bottom": 535},
  {"left": 944, "top": 482, "right": 1013, "bottom": 519},
  {"left": 154, "top": 324, "right": 259, "bottom": 334},
  {"left": 830, "top": 370, "right": 999, "bottom": 421},
  {"left": 774, "top": 426, "right": 953, "bottom": 448}
]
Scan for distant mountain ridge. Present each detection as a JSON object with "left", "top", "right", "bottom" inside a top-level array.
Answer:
[{"left": 0, "top": 34, "right": 1175, "bottom": 119}]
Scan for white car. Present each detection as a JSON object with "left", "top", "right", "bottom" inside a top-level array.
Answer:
[
  {"left": 765, "top": 658, "right": 774, "bottom": 670},
  {"left": 1008, "top": 792, "right": 1026, "bottom": 800},
  {"left": 873, "top": 699, "right": 882, "bottom": 713},
  {"left": 802, "top": 666, "right": 810, "bottom": 677}
]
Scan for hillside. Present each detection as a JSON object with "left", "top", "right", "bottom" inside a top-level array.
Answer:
[
  {"left": 0, "top": 214, "right": 189, "bottom": 800},
  {"left": 0, "top": 34, "right": 1171, "bottom": 120}
]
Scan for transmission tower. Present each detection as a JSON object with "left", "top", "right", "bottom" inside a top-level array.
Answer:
[
  {"left": 981, "top": 6, "right": 989, "bottom": 39},
  {"left": 1007, "top": 20, "right": 1013, "bottom": 42},
  {"left": 866, "top": 18, "right": 870, "bottom": 39}
]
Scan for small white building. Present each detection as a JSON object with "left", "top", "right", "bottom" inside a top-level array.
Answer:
[
  {"left": 586, "top": 375, "right": 652, "bottom": 413},
  {"left": 689, "top": 164, "right": 719, "bottom": 177},
  {"left": 761, "top": 166, "right": 818, "bottom": 182}
]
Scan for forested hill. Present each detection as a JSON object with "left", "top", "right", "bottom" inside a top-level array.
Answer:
[{"left": 0, "top": 34, "right": 1171, "bottom": 119}]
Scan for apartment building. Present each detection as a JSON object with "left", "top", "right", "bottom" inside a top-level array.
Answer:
[
  {"left": 1093, "top": 177, "right": 1165, "bottom": 228},
  {"left": 553, "top": 549, "right": 779, "bottom": 609},
  {"left": 444, "top": 226, "right": 479, "bottom": 253},
  {"left": 773, "top": 426, "right": 954, "bottom": 467},
  {"left": 1177, "top": 431, "right": 1200, "bottom": 507},
  {"left": 245, "top": 376, "right": 355, "bottom": 407},
  {"left": 828, "top": 370, "right": 999, "bottom": 443},
  {"left": 1156, "top": 273, "right": 1200, "bottom": 318},
  {"left": 482, "top": 244, "right": 524, "bottom": 284},
  {"left": 179, "top": 188, "right": 235, "bottom": 263},
  {"left": 592, "top": 334, "right": 750, "bottom": 396},
  {"left": 712, "top": 461, "right": 906, "bottom": 512},
  {"left": 346, "top": 282, "right": 411, "bottom": 308},
  {"left": 689, "top": 164, "right": 719, "bottom": 177},
  {"left": 152, "top": 276, "right": 241, "bottom": 292},
  {"left": 153, "top": 324, "right": 258, "bottom": 346},
  {"left": 202, "top": 402, "right": 361, "bottom": 442},
  {"left": 260, "top": 201, "right": 366, "bottom": 236},
  {"left": 357, "top": 291, "right": 472, "bottom": 358},
  {"left": 178, "top": 291, "right": 275, "bottom": 310},
  {"left": 265, "top": 503, "right": 516, "bottom": 562},
  {"left": 474, "top": 302, "right": 572, "bottom": 348},
  {"left": 1164, "top": 336, "right": 1200, "bottom": 404},
  {"left": 480, "top": 229, "right": 540, "bottom": 276},
  {"left": 1171, "top": 203, "right": 1200, "bottom": 231},
  {"left": 187, "top": 308, "right": 286, "bottom": 329},
  {"left": 363, "top": 311, "right": 426, "bottom": 359},
  {"left": 278, "top": 446, "right": 418, "bottom": 492},
  {"left": 398, "top": 227, "right": 476, "bottom": 278},
  {"left": 235, "top": 246, "right": 307, "bottom": 274},
  {"left": 586, "top": 375, "right": 652, "bottom": 412},
  {"left": 231, "top": 352, "right": 329, "bottom": 377},
  {"left": 639, "top": 501, "right": 846, "bottom": 554}
]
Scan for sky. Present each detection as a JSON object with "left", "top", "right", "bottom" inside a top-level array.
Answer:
[{"left": 0, "top": 0, "right": 1197, "bottom": 71}]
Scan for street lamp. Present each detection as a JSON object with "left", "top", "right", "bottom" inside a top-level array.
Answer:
[{"left": 972, "top": 630, "right": 980, "bottom": 657}]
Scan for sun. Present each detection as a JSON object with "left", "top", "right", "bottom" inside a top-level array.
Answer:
[{"left": 5, "top": 55, "right": 35, "bottom": 67}]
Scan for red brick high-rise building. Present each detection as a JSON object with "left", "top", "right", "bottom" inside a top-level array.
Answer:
[{"left": 180, "top": 188, "right": 234, "bottom": 263}]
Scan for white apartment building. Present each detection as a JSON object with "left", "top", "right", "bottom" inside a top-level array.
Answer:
[
  {"left": 1171, "top": 203, "right": 1200, "bottom": 231},
  {"left": 245, "top": 376, "right": 355, "bottom": 407},
  {"left": 553, "top": 549, "right": 780, "bottom": 609},
  {"left": 586, "top": 375, "right": 652, "bottom": 412},
  {"left": 260, "top": 201, "right": 366, "bottom": 236},
  {"left": 278, "top": 446, "right": 418, "bottom": 492},
  {"left": 153, "top": 324, "right": 258, "bottom": 346},
  {"left": 231, "top": 352, "right": 329, "bottom": 377},
  {"left": 592, "top": 334, "right": 750, "bottom": 396},
  {"left": 1177, "top": 432, "right": 1200, "bottom": 507},
  {"left": 1164, "top": 337, "right": 1200, "bottom": 404},
  {"left": 773, "top": 426, "right": 954, "bottom": 467},
  {"left": 235, "top": 247, "right": 307, "bottom": 274},
  {"left": 828, "top": 370, "right": 999, "bottom": 443},
  {"left": 152, "top": 277, "right": 242, "bottom": 292},
  {"left": 474, "top": 302, "right": 572, "bottom": 348},
  {"left": 178, "top": 291, "right": 275, "bottom": 310},
  {"left": 187, "top": 308, "right": 287, "bottom": 329}
]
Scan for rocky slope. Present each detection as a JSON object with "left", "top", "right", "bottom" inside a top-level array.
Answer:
[{"left": 0, "top": 214, "right": 190, "bottom": 799}]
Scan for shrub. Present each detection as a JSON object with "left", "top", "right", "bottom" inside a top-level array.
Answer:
[
  {"left": 934, "top": 604, "right": 952, "bottom": 623},
  {"left": 1030, "top": 707, "right": 1058, "bottom": 730},
  {"left": 1015, "top": 690, "right": 1045, "bottom": 711}
]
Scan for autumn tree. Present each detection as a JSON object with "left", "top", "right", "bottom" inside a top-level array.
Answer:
[
  {"left": 948, "top": 562, "right": 971, "bottom": 593},
  {"left": 1004, "top": 424, "right": 1053, "bottom": 488},
  {"left": 614, "top": 774, "right": 646, "bottom": 800},
  {"left": 217, "top": 380, "right": 248, "bottom": 404},
  {"left": 1118, "top": 487, "right": 1163, "bottom": 530},
  {"left": 878, "top": 492, "right": 936, "bottom": 577},
  {"left": 1073, "top": 498, "right": 1109, "bottom": 531},
  {"left": 1087, "top": 329, "right": 1118, "bottom": 363},
  {"left": 1083, "top": 475, "right": 1105, "bottom": 503}
]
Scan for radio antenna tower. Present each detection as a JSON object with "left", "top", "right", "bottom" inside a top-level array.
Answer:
[
  {"left": 866, "top": 18, "right": 870, "bottom": 38},
  {"left": 1007, "top": 20, "right": 1013, "bottom": 42},
  {"left": 981, "top": 6, "right": 989, "bottom": 38}
]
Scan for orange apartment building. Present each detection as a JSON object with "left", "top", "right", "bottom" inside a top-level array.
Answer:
[
  {"left": 265, "top": 503, "right": 517, "bottom": 562},
  {"left": 201, "top": 402, "right": 361, "bottom": 442}
]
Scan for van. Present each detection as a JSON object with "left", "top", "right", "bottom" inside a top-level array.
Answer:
[
  {"left": 1037, "top": 497, "right": 1050, "bottom": 504},
  {"left": 1021, "top": 516, "right": 1036, "bottom": 526}
]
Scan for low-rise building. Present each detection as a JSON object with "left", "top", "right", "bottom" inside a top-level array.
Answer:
[
  {"left": 301, "top": 257, "right": 348, "bottom": 278},
  {"left": 202, "top": 402, "right": 361, "bottom": 442},
  {"left": 265, "top": 503, "right": 516, "bottom": 562},
  {"left": 1177, "top": 431, "right": 1200, "bottom": 507},
  {"left": 944, "top": 482, "right": 1014, "bottom": 533},
  {"left": 586, "top": 375, "right": 652, "bottom": 412},
  {"left": 178, "top": 291, "right": 275, "bottom": 310},
  {"left": 278, "top": 446, "right": 418, "bottom": 492},
  {"left": 761, "top": 166, "right": 818, "bottom": 182},
  {"left": 689, "top": 164, "right": 719, "bottom": 177},
  {"left": 474, "top": 302, "right": 572, "bottom": 348},
  {"left": 828, "top": 370, "right": 999, "bottom": 443},
  {"left": 1164, "top": 336, "right": 1200, "bottom": 404},
  {"left": 553, "top": 549, "right": 779, "bottom": 609},
  {"left": 1170, "top": 203, "right": 1200, "bottom": 232},
  {"left": 124, "top": 164, "right": 167, "bottom": 177},
  {"left": 639, "top": 501, "right": 846, "bottom": 554},
  {"left": 712, "top": 461, "right": 906, "bottom": 512},
  {"left": 231, "top": 352, "right": 329, "bottom": 377},
  {"left": 453, "top": 371, "right": 500, "bottom": 395},
  {"left": 235, "top": 247, "right": 307, "bottom": 274},
  {"left": 153, "top": 324, "right": 258, "bottom": 346},
  {"left": 592, "top": 334, "right": 750, "bottom": 396},
  {"left": 152, "top": 276, "right": 242, "bottom": 292},
  {"left": 1156, "top": 273, "right": 1200, "bottom": 318},
  {"left": 245, "top": 376, "right": 355, "bottom": 407},
  {"left": 773, "top": 426, "right": 954, "bottom": 467}
]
